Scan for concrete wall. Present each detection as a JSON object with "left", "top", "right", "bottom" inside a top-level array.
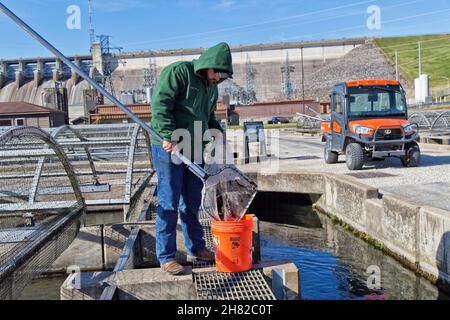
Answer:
[
  {"left": 0, "top": 39, "right": 364, "bottom": 113},
  {"left": 112, "top": 43, "right": 359, "bottom": 101},
  {"left": 249, "top": 171, "right": 450, "bottom": 290}
]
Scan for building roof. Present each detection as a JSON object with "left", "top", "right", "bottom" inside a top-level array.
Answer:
[
  {"left": 90, "top": 103, "right": 151, "bottom": 122},
  {"left": 90, "top": 101, "right": 228, "bottom": 122},
  {"left": 0, "top": 102, "right": 66, "bottom": 115}
]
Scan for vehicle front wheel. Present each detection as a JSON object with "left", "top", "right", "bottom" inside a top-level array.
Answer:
[
  {"left": 401, "top": 141, "right": 421, "bottom": 167},
  {"left": 324, "top": 145, "right": 338, "bottom": 164},
  {"left": 345, "top": 143, "right": 364, "bottom": 170}
]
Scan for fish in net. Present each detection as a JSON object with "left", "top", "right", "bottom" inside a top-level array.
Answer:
[{"left": 202, "top": 134, "right": 257, "bottom": 221}]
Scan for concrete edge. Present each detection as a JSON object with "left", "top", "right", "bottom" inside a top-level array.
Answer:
[{"left": 242, "top": 168, "right": 450, "bottom": 290}]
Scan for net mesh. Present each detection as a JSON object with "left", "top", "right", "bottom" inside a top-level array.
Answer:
[
  {"left": 0, "top": 127, "right": 84, "bottom": 300},
  {"left": 202, "top": 136, "right": 257, "bottom": 221}
]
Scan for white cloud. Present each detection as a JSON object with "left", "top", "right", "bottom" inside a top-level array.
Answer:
[{"left": 216, "top": 0, "right": 236, "bottom": 8}]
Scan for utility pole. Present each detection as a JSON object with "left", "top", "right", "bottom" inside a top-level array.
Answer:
[
  {"left": 245, "top": 54, "right": 257, "bottom": 104},
  {"left": 96, "top": 35, "right": 123, "bottom": 98},
  {"left": 88, "top": 0, "right": 95, "bottom": 45},
  {"left": 418, "top": 41, "right": 422, "bottom": 76},
  {"left": 281, "top": 52, "right": 295, "bottom": 100},
  {"left": 143, "top": 59, "right": 157, "bottom": 103},
  {"left": 440, "top": 76, "right": 450, "bottom": 95},
  {"left": 301, "top": 46, "right": 305, "bottom": 114},
  {"left": 395, "top": 49, "right": 399, "bottom": 81}
]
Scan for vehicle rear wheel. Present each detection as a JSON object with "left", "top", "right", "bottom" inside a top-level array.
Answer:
[
  {"left": 346, "top": 143, "right": 364, "bottom": 170},
  {"left": 401, "top": 141, "right": 421, "bottom": 167},
  {"left": 324, "top": 145, "right": 339, "bottom": 164}
]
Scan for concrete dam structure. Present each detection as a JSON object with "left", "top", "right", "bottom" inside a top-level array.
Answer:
[{"left": 0, "top": 38, "right": 365, "bottom": 120}]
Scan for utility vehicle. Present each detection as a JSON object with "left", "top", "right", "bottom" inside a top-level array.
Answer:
[{"left": 321, "top": 80, "right": 420, "bottom": 170}]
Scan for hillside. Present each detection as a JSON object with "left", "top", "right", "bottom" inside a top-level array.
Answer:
[
  {"left": 375, "top": 34, "right": 450, "bottom": 95},
  {"left": 304, "top": 40, "right": 403, "bottom": 101}
]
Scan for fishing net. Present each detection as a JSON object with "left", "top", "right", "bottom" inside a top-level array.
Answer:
[{"left": 202, "top": 134, "right": 257, "bottom": 221}]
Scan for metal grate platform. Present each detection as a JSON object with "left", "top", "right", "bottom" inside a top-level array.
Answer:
[
  {"left": 0, "top": 228, "right": 38, "bottom": 244},
  {"left": 199, "top": 218, "right": 214, "bottom": 251},
  {"left": 192, "top": 260, "right": 216, "bottom": 270},
  {"left": 346, "top": 171, "right": 397, "bottom": 179},
  {"left": 199, "top": 210, "right": 210, "bottom": 220},
  {"left": 194, "top": 269, "right": 276, "bottom": 300}
]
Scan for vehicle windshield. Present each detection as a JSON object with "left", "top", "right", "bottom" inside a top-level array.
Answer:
[{"left": 347, "top": 86, "right": 407, "bottom": 118}]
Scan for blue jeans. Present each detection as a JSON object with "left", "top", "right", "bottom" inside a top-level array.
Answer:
[{"left": 151, "top": 144, "right": 206, "bottom": 265}]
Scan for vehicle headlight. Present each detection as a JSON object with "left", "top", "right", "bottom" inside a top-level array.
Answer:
[
  {"left": 354, "top": 126, "right": 372, "bottom": 135},
  {"left": 403, "top": 124, "right": 417, "bottom": 134}
]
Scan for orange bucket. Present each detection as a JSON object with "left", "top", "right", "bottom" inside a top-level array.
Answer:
[{"left": 211, "top": 215, "right": 253, "bottom": 273}]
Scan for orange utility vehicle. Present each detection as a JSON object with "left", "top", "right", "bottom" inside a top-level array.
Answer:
[{"left": 321, "top": 80, "right": 420, "bottom": 170}]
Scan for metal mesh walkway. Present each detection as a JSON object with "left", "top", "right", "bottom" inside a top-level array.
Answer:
[
  {"left": 0, "top": 228, "right": 37, "bottom": 243},
  {"left": 151, "top": 204, "right": 274, "bottom": 300},
  {"left": 193, "top": 269, "right": 276, "bottom": 300}
]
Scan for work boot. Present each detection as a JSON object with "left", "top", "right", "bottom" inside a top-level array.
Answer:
[
  {"left": 187, "top": 249, "right": 215, "bottom": 262},
  {"left": 160, "top": 260, "right": 185, "bottom": 276}
]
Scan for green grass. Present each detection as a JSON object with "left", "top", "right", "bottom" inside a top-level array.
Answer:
[
  {"left": 227, "top": 123, "right": 298, "bottom": 130},
  {"left": 420, "top": 104, "right": 450, "bottom": 111},
  {"left": 375, "top": 34, "right": 450, "bottom": 92}
]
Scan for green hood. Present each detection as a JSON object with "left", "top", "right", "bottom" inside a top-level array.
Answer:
[{"left": 193, "top": 42, "right": 233, "bottom": 75}]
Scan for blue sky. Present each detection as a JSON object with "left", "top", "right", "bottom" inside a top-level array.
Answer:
[{"left": 1, "top": 0, "right": 450, "bottom": 59}]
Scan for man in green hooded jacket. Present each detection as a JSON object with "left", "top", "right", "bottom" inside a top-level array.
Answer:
[{"left": 150, "top": 42, "right": 233, "bottom": 275}]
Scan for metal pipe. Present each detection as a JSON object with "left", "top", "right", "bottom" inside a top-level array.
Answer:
[
  {"left": 395, "top": 49, "right": 399, "bottom": 81},
  {"left": 296, "top": 112, "right": 325, "bottom": 122},
  {"left": 0, "top": 2, "right": 207, "bottom": 180},
  {"left": 439, "top": 76, "right": 450, "bottom": 95}
]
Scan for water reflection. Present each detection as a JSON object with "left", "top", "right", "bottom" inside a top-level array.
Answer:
[
  {"left": 19, "top": 276, "right": 66, "bottom": 300},
  {"left": 83, "top": 210, "right": 124, "bottom": 226},
  {"left": 254, "top": 193, "right": 449, "bottom": 300}
]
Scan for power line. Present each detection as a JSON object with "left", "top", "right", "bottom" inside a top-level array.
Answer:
[
  {"left": 120, "top": 6, "right": 450, "bottom": 54},
  {"left": 398, "top": 48, "right": 450, "bottom": 67},
  {"left": 94, "top": 35, "right": 123, "bottom": 98},
  {"left": 143, "top": 59, "right": 157, "bottom": 103},
  {"left": 121, "top": 0, "right": 433, "bottom": 51},
  {"left": 285, "top": 7, "right": 450, "bottom": 43},
  {"left": 245, "top": 54, "right": 257, "bottom": 104},
  {"left": 120, "top": 0, "right": 377, "bottom": 47},
  {"left": 281, "top": 52, "right": 296, "bottom": 100}
]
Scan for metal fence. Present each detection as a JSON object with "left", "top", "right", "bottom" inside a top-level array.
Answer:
[
  {"left": 0, "top": 126, "right": 85, "bottom": 299},
  {"left": 0, "top": 123, "right": 155, "bottom": 299},
  {"left": 408, "top": 111, "right": 450, "bottom": 131},
  {"left": 48, "top": 123, "right": 154, "bottom": 221}
]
